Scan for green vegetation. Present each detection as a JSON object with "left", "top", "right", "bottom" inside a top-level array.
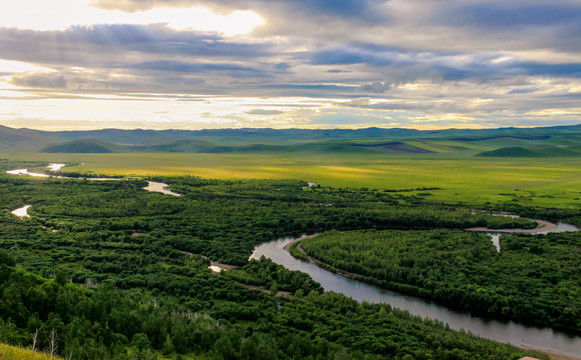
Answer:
[
  {"left": 0, "top": 261, "right": 534, "bottom": 360},
  {"left": 0, "top": 160, "right": 542, "bottom": 359},
  {"left": 4, "top": 123, "right": 581, "bottom": 208},
  {"left": 41, "top": 139, "right": 119, "bottom": 153},
  {"left": 223, "top": 257, "right": 322, "bottom": 293},
  {"left": 2, "top": 123, "right": 581, "bottom": 358},
  {"left": 0, "top": 160, "right": 533, "bottom": 265},
  {"left": 0, "top": 343, "right": 63, "bottom": 360},
  {"left": 28, "top": 126, "right": 581, "bottom": 157},
  {"left": 22, "top": 123, "right": 581, "bottom": 150},
  {"left": 477, "top": 145, "right": 580, "bottom": 157},
  {"left": 299, "top": 229, "right": 581, "bottom": 331},
  {"left": 0, "top": 125, "right": 60, "bottom": 153},
  {"left": 4, "top": 152, "right": 581, "bottom": 209}
]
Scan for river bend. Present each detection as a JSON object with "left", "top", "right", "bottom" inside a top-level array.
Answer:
[{"left": 251, "top": 230, "right": 581, "bottom": 358}]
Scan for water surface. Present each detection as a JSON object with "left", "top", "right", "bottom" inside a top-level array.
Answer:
[
  {"left": 251, "top": 234, "right": 581, "bottom": 357},
  {"left": 11, "top": 205, "right": 31, "bottom": 218}
]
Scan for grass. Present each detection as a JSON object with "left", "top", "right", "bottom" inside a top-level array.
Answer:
[
  {"left": 0, "top": 344, "right": 62, "bottom": 360},
  {"left": 3, "top": 152, "right": 581, "bottom": 208},
  {"left": 0, "top": 343, "right": 206, "bottom": 360}
]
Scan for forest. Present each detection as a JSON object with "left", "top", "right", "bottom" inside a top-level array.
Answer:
[
  {"left": 298, "top": 229, "right": 581, "bottom": 331},
  {"left": 0, "top": 159, "right": 570, "bottom": 359}
]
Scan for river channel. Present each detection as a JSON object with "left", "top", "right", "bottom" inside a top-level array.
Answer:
[{"left": 251, "top": 229, "right": 581, "bottom": 357}]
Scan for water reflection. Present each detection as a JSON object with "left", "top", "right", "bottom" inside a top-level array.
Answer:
[{"left": 251, "top": 235, "right": 581, "bottom": 357}]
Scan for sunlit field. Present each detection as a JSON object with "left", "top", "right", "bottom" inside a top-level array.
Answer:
[{"left": 4, "top": 152, "right": 581, "bottom": 208}]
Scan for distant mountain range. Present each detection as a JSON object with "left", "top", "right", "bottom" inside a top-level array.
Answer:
[{"left": 2, "top": 124, "right": 581, "bottom": 157}]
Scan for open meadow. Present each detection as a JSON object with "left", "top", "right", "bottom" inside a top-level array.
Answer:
[{"left": 4, "top": 151, "right": 581, "bottom": 208}]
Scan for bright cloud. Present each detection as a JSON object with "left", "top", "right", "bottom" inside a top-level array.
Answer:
[
  {"left": 0, "top": 0, "right": 580, "bottom": 130},
  {"left": 0, "top": 0, "right": 263, "bottom": 36}
]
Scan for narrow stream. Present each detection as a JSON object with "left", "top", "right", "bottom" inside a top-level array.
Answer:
[{"left": 486, "top": 222, "right": 579, "bottom": 252}]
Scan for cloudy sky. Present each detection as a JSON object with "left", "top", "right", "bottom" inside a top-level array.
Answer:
[{"left": 1, "top": 0, "right": 580, "bottom": 130}]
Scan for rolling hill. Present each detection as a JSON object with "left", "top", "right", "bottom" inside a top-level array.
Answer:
[
  {"left": 477, "top": 145, "right": 581, "bottom": 157},
  {"left": 1, "top": 123, "right": 578, "bottom": 156},
  {"left": 39, "top": 139, "right": 131, "bottom": 153},
  {"left": 0, "top": 125, "right": 61, "bottom": 152}
]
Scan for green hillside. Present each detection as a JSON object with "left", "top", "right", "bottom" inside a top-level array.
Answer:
[
  {"left": 39, "top": 139, "right": 129, "bottom": 153},
  {"left": 477, "top": 146, "right": 580, "bottom": 157},
  {"left": 0, "top": 125, "right": 61, "bottom": 152},
  {"left": 6, "top": 124, "right": 581, "bottom": 155}
]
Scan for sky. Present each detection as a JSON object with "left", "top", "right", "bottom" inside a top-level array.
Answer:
[{"left": 1, "top": 0, "right": 581, "bottom": 130}]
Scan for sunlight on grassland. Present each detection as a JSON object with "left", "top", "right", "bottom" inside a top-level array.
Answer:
[
  {"left": 0, "top": 344, "right": 62, "bottom": 360},
  {"left": 3, "top": 152, "right": 581, "bottom": 208}
]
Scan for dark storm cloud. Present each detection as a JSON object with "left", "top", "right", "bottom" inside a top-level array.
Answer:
[
  {"left": 428, "top": 1, "right": 581, "bottom": 53},
  {"left": 511, "top": 62, "right": 581, "bottom": 78},
  {"left": 446, "top": 3, "right": 581, "bottom": 28}
]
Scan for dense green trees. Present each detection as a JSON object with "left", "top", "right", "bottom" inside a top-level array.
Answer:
[
  {"left": 300, "top": 229, "right": 581, "bottom": 331},
  {"left": 0, "top": 262, "right": 534, "bottom": 359},
  {"left": 0, "top": 159, "right": 560, "bottom": 358}
]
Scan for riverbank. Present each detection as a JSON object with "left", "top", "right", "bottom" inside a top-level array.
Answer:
[
  {"left": 281, "top": 234, "right": 317, "bottom": 253},
  {"left": 466, "top": 219, "right": 557, "bottom": 233},
  {"left": 6, "top": 166, "right": 182, "bottom": 197},
  {"left": 284, "top": 236, "right": 370, "bottom": 282},
  {"left": 520, "top": 344, "right": 581, "bottom": 360},
  {"left": 253, "top": 234, "right": 581, "bottom": 356}
]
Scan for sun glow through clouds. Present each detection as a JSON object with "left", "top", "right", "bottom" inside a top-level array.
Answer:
[
  {"left": 0, "top": 0, "right": 263, "bottom": 36},
  {"left": 0, "top": 0, "right": 579, "bottom": 130}
]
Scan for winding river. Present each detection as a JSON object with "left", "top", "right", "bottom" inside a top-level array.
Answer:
[
  {"left": 6, "top": 165, "right": 181, "bottom": 197},
  {"left": 251, "top": 226, "right": 581, "bottom": 358},
  {"left": 7, "top": 166, "right": 580, "bottom": 355}
]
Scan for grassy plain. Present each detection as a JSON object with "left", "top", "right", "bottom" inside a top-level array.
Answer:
[{"left": 3, "top": 152, "right": 581, "bottom": 208}]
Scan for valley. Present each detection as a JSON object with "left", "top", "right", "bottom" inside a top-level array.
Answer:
[{"left": 0, "top": 125, "right": 580, "bottom": 359}]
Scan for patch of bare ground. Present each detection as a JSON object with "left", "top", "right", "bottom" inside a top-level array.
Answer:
[
  {"left": 209, "top": 260, "right": 241, "bottom": 271},
  {"left": 178, "top": 250, "right": 241, "bottom": 272}
]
